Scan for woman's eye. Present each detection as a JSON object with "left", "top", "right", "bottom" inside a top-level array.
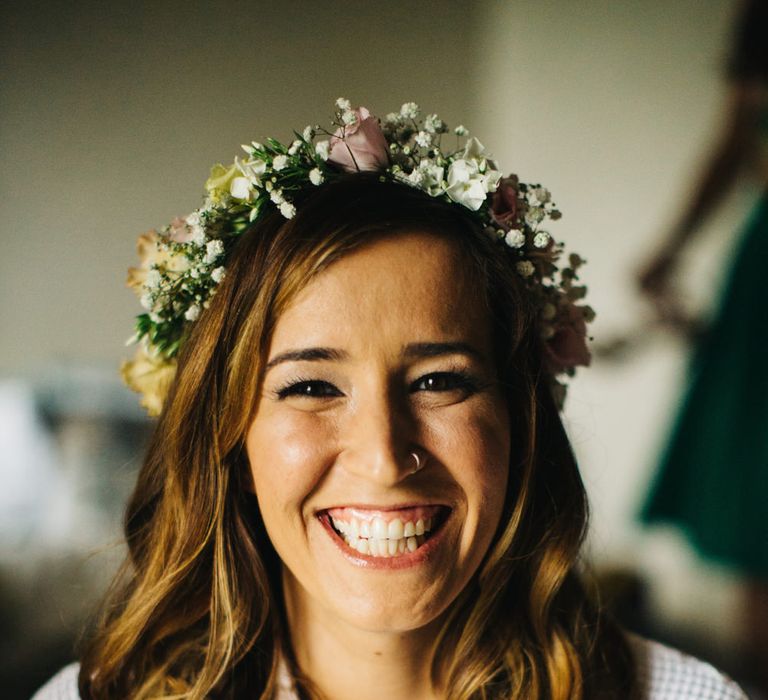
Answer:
[
  {"left": 276, "top": 380, "right": 342, "bottom": 400},
  {"left": 412, "top": 372, "right": 478, "bottom": 394}
]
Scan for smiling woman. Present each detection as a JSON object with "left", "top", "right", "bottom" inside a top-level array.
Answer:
[{"left": 32, "top": 101, "right": 746, "bottom": 700}]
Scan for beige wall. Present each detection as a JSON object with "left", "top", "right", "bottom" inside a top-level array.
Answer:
[{"left": 0, "top": 0, "right": 474, "bottom": 375}]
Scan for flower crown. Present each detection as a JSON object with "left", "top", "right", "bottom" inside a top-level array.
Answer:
[{"left": 123, "top": 99, "right": 594, "bottom": 415}]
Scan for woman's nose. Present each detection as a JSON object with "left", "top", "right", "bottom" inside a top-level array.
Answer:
[{"left": 340, "top": 391, "right": 419, "bottom": 486}]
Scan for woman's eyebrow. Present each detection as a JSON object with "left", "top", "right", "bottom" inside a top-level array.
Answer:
[
  {"left": 402, "top": 341, "right": 484, "bottom": 362},
  {"left": 265, "top": 346, "right": 349, "bottom": 372}
]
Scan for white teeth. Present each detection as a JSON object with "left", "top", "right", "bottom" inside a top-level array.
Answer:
[
  {"left": 330, "top": 512, "right": 441, "bottom": 558},
  {"left": 388, "top": 518, "right": 404, "bottom": 540},
  {"left": 372, "top": 517, "right": 388, "bottom": 539}
]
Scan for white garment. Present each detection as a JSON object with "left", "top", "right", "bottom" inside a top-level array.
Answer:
[{"left": 31, "top": 636, "right": 748, "bottom": 699}]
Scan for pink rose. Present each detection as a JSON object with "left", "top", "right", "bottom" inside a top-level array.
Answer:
[
  {"left": 168, "top": 216, "right": 194, "bottom": 243},
  {"left": 329, "top": 107, "right": 389, "bottom": 172},
  {"left": 543, "top": 305, "right": 591, "bottom": 374},
  {"left": 491, "top": 176, "right": 520, "bottom": 229}
]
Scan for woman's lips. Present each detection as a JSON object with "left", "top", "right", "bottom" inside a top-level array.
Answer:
[{"left": 317, "top": 504, "right": 451, "bottom": 569}]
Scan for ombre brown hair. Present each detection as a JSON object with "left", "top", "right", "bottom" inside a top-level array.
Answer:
[{"left": 79, "top": 174, "right": 636, "bottom": 699}]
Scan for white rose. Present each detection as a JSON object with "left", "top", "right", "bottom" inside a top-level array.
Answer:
[
  {"left": 230, "top": 176, "right": 252, "bottom": 200},
  {"left": 445, "top": 159, "right": 487, "bottom": 210}
]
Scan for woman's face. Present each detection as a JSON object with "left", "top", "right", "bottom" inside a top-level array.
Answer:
[{"left": 246, "top": 231, "right": 510, "bottom": 633}]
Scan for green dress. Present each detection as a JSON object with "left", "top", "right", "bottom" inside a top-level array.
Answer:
[{"left": 640, "top": 196, "right": 768, "bottom": 577}]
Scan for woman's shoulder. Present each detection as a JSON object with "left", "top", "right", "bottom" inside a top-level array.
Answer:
[
  {"left": 31, "top": 663, "right": 81, "bottom": 700},
  {"left": 628, "top": 633, "right": 748, "bottom": 699}
]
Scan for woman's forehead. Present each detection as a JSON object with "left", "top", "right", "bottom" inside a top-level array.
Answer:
[{"left": 270, "top": 231, "right": 491, "bottom": 356}]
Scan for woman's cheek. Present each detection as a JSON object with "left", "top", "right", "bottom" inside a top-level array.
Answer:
[
  {"left": 249, "top": 409, "right": 338, "bottom": 500},
  {"left": 426, "top": 400, "right": 509, "bottom": 468}
]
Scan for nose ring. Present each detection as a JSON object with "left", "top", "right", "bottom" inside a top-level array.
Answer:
[{"left": 410, "top": 450, "right": 425, "bottom": 474}]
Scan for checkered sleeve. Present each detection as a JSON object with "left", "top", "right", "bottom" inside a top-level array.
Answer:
[
  {"left": 30, "top": 663, "right": 81, "bottom": 700},
  {"left": 629, "top": 634, "right": 749, "bottom": 699}
]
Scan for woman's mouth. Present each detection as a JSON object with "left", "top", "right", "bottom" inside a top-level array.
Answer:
[{"left": 318, "top": 505, "right": 451, "bottom": 562}]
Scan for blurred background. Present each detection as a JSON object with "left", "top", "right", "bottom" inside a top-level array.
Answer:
[{"left": 1, "top": 0, "right": 761, "bottom": 697}]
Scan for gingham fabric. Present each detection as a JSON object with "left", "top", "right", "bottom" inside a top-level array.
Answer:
[
  {"left": 32, "top": 636, "right": 748, "bottom": 699},
  {"left": 630, "top": 634, "right": 748, "bottom": 699}
]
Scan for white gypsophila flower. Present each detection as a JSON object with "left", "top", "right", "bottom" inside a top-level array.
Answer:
[
  {"left": 384, "top": 112, "right": 400, "bottom": 124},
  {"left": 414, "top": 159, "right": 444, "bottom": 197},
  {"left": 211, "top": 266, "right": 226, "bottom": 283},
  {"left": 190, "top": 267, "right": 200, "bottom": 279},
  {"left": 516, "top": 260, "right": 535, "bottom": 278},
  {"left": 279, "top": 201, "right": 296, "bottom": 219},
  {"left": 140, "top": 293, "right": 153, "bottom": 310},
  {"left": 504, "top": 229, "right": 526, "bottom": 249},
  {"left": 270, "top": 188, "right": 285, "bottom": 204},
  {"left": 525, "top": 208, "right": 545, "bottom": 227},
  {"left": 309, "top": 168, "right": 324, "bottom": 186},
  {"left": 407, "top": 169, "right": 425, "bottom": 186},
  {"left": 303, "top": 125, "right": 314, "bottom": 141},
  {"left": 204, "top": 239, "right": 224, "bottom": 264},
  {"left": 185, "top": 305, "right": 201, "bottom": 322},
  {"left": 541, "top": 303, "right": 557, "bottom": 321},
  {"left": 530, "top": 187, "right": 551, "bottom": 205},
  {"left": 335, "top": 97, "right": 351, "bottom": 111},
  {"left": 415, "top": 130, "right": 431, "bottom": 148},
  {"left": 191, "top": 226, "right": 207, "bottom": 246},
  {"left": 445, "top": 159, "right": 487, "bottom": 210},
  {"left": 454, "top": 124, "right": 468, "bottom": 136},
  {"left": 230, "top": 176, "right": 252, "bottom": 200},
  {"left": 424, "top": 114, "right": 443, "bottom": 133},
  {"left": 342, "top": 110, "right": 357, "bottom": 126},
  {"left": 272, "top": 154, "right": 289, "bottom": 172},
  {"left": 400, "top": 101, "right": 419, "bottom": 119},
  {"left": 149, "top": 312, "right": 162, "bottom": 323},
  {"left": 144, "top": 269, "right": 162, "bottom": 291},
  {"left": 185, "top": 212, "right": 201, "bottom": 227},
  {"left": 534, "top": 232, "right": 551, "bottom": 248},
  {"left": 288, "top": 140, "right": 302, "bottom": 156},
  {"left": 315, "top": 140, "right": 330, "bottom": 160}
]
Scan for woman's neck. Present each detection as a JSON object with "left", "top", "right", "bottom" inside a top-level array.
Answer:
[{"left": 283, "top": 570, "right": 445, "bottom": 700}]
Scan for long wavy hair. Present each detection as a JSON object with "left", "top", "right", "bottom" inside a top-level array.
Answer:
[{"left": 79, "top": 174, "right": 636, "bottom": 699}]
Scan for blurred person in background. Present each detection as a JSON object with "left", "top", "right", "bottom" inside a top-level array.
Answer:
[{"left": 638, "top": 0, "right": 768, "bottom": 694}]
